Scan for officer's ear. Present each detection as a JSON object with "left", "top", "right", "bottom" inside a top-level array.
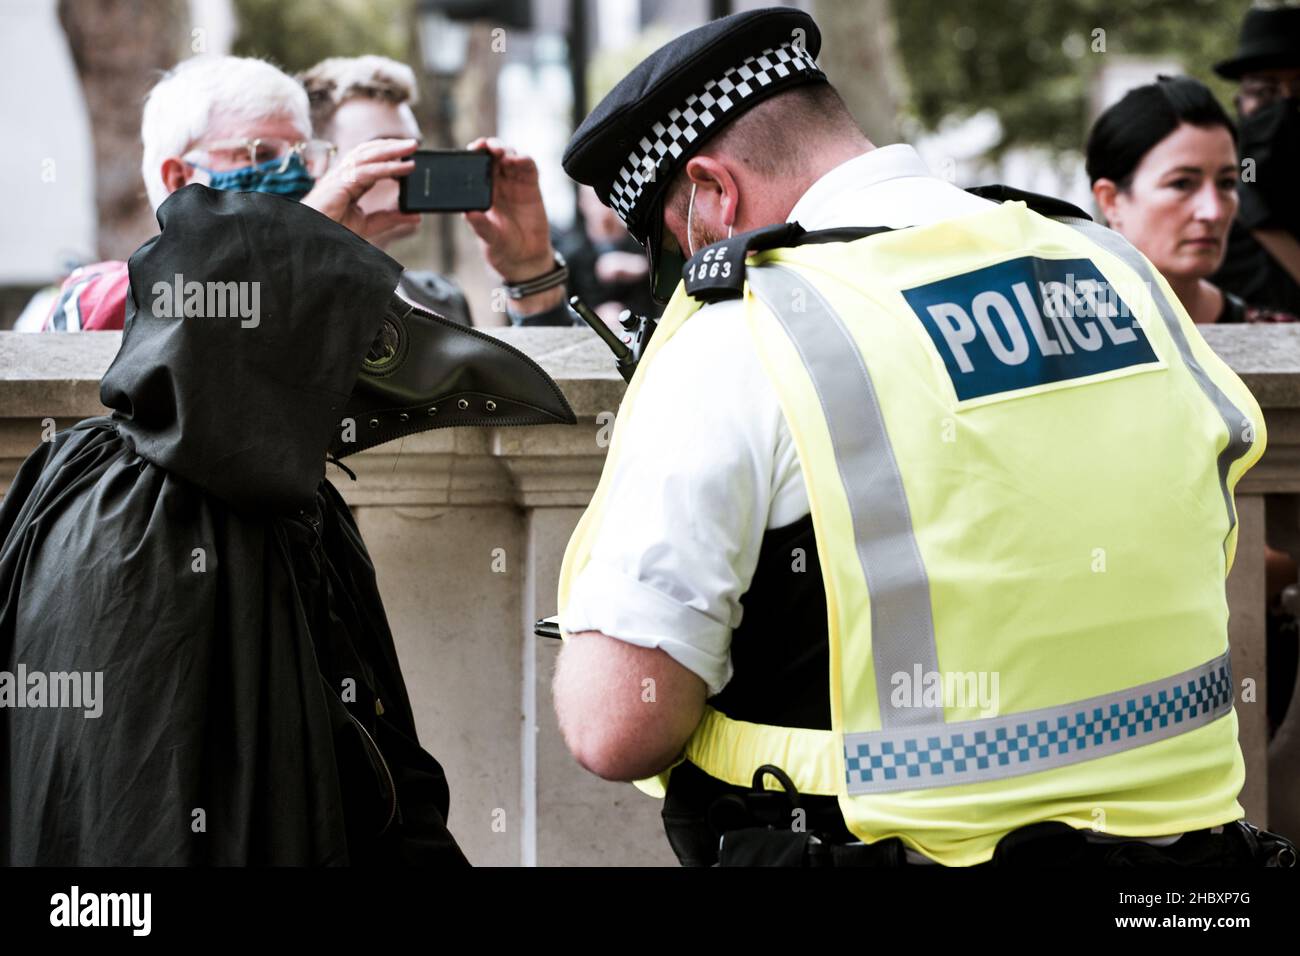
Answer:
[
  {"left": 684, "top": 155, "right": 739, "bottom": 232},
  {"left": 1092, "top": 177, "right": 1123, "bottom": 229}
]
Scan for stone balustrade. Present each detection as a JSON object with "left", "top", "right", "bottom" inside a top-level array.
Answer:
[{"left": 2, "top": 323, "right": 1297, "bottom": 864}]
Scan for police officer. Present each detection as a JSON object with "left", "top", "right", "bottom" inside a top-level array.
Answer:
[{"left": 552, "top": 7, "right": 1294, "bottom": 867}]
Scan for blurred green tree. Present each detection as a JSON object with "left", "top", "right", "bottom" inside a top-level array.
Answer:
[
  {"left": 231, "top": 0, "right": 412, "bottom": 73},
  {"left": 894, "top": 0, "right": 1248, "bottom": 156}
]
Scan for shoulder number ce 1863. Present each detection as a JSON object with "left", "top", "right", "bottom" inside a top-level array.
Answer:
[{"left": 687, "top": 244, "right": 732, "bottom": 282}]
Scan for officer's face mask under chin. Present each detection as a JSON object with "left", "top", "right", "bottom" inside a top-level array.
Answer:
[
  {"left": 647, "top": 185, "right": 737, "bottom": 305},
  {"left": 648, "top": 230, "right": 686, "bottom": 305},
  {"left": 646, "top": 206, "right": 685, "bottom": 305},
  {"left": 329, "top": 295, "right": 577, "bottom": 459}
]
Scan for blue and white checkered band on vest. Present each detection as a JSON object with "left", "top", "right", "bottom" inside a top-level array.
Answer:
[{"left": 607, "top": 39, "right": 824, "bottom": 230}]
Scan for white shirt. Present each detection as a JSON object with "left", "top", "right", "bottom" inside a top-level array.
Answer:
[{"left": 560, "top": 145, "right": 997, "bottom": 694}]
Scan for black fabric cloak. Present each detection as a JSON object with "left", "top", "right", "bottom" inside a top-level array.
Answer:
[{"left": 0, "top": 186, "right": 544, "bottom": 865}]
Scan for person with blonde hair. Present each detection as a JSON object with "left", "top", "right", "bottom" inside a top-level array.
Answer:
[{"left": 301, "top": 54, "right": 575, "bottom": 327}]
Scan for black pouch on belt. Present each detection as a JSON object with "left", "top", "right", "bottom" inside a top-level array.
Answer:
[
  {"left": 715, "top": 826, "right": 908, "bottom": 867},
  {"left": 713, "top": 765, "right": 814, "bottom": 867},
  {"left": 1231, "top": 820, "right": 1298, "bottom": 867},
  {"left": 718, "top": 827, "right": 822, "bottom": 866},
  {"left": 711, "top": 765, "right": 910, "bottom": 867}
]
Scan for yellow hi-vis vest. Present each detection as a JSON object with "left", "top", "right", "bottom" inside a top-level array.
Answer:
[{"left": 557, "top": 199, "right": 1265, "bottom": 866}]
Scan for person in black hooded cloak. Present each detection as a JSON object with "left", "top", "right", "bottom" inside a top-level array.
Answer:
[{"left": 0, "top": 184, "right": 575, "bottom": 865}]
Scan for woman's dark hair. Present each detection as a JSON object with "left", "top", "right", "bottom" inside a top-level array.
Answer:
[{"left": 1085, "top": 75, "right": 1237, "bottom": 188}]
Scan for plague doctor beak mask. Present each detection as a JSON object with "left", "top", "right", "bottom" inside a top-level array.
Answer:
[{"left": 331, "top": 294, "right": 577, "bottom": 458}]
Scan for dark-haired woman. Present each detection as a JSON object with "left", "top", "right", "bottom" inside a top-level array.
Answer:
[{"left": 1087, "top": 75, "right": 1296, "bottom": 324}]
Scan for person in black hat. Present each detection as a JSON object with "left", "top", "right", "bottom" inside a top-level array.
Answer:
[
  {"left": 1211, "top": 2, "right": 1300, "bottom": 314},
  {"left": 0, "top": 185, "right": 574, "bottom": 864},
  {"left": 548, "top": 7, "right": 1295, "bottom": 869}
]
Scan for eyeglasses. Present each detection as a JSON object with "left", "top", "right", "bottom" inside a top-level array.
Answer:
[
  {"left": 183, "top": 137, "right": 337, "bottom": 177},
  {"left": 1239, "top": 77, "right": 1300, "bottom": 107}
]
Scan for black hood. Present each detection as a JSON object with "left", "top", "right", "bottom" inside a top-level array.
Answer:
[
  {"left": 101, "top": 184, "right": 574, "bottom": 514},
  {"left": 102, "top": 185, "right": 401, "bottom": 514}
]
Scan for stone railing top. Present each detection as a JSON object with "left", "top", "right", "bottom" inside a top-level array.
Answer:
[
  {"left": 6, "top": 325, "right": 1300, "bottom": 503},
  {"left": 8, "top": 325, "right": 1300, "bottom": 414},
  {"left": 1198, "top": 324, "right": 1300, "bottom": 408},
  {"left": 0, "top": 328, "right": 631, "bottom": 421}
]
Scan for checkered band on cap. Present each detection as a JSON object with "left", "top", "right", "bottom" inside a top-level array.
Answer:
[{"left": 607, "top": 38, "right": 823, "bottom": 230}]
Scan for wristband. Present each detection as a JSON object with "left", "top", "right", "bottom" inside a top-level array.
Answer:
[{"left": 502, "top": 251, "right": 568, "bottom": 299}]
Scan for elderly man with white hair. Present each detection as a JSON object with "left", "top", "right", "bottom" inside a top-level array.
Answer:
[
  {"left": 44, "top": 53, "right": 563, "bottom": 331},
  {"left": 141, "top": 55, "right": 330, "bottom": 209},
  {"left": 45, "top": 55, "right": 396, "bottom": 331}
]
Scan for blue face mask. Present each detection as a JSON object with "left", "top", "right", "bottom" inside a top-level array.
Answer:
[{"left": 191, "top": 153, "right": 315, "bottom": 200}]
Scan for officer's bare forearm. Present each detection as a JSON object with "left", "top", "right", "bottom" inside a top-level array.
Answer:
[{"left": 553, "top": 630, "right": 707, "bottom": 781}]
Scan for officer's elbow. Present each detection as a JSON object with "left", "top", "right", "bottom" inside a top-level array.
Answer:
[
  {"left": 553, "top": 630, "right": 706, "bottom": 782},
  {"left": 566, "top": 731, "right": 680, "bottom": 783}
]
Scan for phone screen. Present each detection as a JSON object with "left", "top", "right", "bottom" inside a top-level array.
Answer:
[{"left": 399, "top": 150, "right": 494, "bottom": 213}]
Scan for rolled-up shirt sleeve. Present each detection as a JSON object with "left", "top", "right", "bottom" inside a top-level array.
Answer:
[{"left": 560, "top": 303, "right": 783, "bottom": 695}]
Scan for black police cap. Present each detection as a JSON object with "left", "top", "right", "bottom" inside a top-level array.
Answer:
[{"left": 562, "top": 6, "right": 825, "bottom": 248}]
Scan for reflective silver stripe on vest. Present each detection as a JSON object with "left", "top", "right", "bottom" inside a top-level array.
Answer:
[
  {"left": 842, "top": 651, "right": 1232, "bottom": 794},
  {"left": 1061, "top": 219, "right": 1256, "bottom": 556},
  {"left": 748, "top": 264, "right": 942, "bottom": 729}
]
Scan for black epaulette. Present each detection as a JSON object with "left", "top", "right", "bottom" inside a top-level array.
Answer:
[
  {"left": 682, "top": 221, "right": 897, "bottom": 304},
  {"left": 683, "top": 222, "right": 805, "bottom": 303},
  {"left": 680, "top": 183, "right": 1091, "bottom": 304},
  {"left": 965, "top": 184, "right": 1093, "bottom": 222}
]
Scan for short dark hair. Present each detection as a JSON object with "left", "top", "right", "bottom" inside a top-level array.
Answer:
[
  {"left": 664, "top": 82, "right": 858, "bottom": 220},
  {"left": 1085, "top": 76, "right": 1237, "bottom": 189}
]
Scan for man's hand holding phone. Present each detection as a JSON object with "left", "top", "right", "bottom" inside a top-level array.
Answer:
[
  {"left": 308, "top": 135, "right": 563, "bottom": 319},
  {"left": 302, "top": 138, "right": 422, "bottom": 243},
  {"left": 462, "top": 137, "right": 565, "bottom": 316}
]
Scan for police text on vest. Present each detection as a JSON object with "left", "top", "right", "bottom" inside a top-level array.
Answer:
[{"left": 902, "top": 257, "right": 1158, "bottom": 401}]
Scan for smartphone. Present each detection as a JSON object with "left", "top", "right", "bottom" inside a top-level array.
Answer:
[
  {"left": 399, "top": 149, "right": 493, "bottom": 213},
  {"left": 534, "top": 616, "right": 562, "bottom": 640}
]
